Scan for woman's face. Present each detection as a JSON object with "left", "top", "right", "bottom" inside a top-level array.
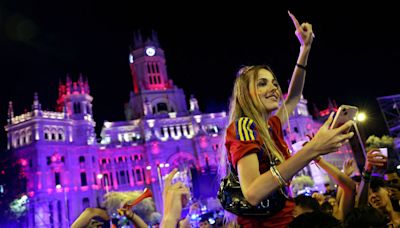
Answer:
[{"left": 250, "top": 68, "right": 280, "bottom": 113}]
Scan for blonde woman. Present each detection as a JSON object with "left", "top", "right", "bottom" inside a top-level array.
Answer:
[{"left": 219, "top": 11, "right": 355, "bottom": 228}]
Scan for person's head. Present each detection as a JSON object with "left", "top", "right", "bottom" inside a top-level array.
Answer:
[
  {"left": 289, "top": 211, "right": 341, "bottom": 228},
  {"left": 311, "top": 192, "right": 325, "bottom": 205},
  {"left": 326, "top": 196, "right": 336, "bottom": 208},
  {"left": 320, "top": 201, "right": 333, "bottom": 215},
  {"left": 227, "top": 65, "right": 285, "bottom": 162},
  {"left": 369, "top": 177, "right": 391, "bottom": 211},
  {"left": 293, "top": 194, "right": 320, "bottom": 217},
  {"left": 324, "top": 183, "right": 333, "bottom": 192},
  {"left": 199, "top": 217, "right": 211, "bottom": 228},
  {"left": 342, "top": 206, "right": 387, "bottom": 228}
]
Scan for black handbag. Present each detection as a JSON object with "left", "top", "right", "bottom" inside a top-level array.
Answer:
[{"left": 217, "top": 159, "right": 288, "bottom": 217}]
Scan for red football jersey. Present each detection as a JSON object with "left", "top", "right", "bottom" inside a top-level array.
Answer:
[{"left": 225, "top": 116, "right": 295, "bottom": 228}]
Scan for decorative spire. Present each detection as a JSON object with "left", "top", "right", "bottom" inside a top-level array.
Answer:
[
  {"left": 143, "top": 98, "right": 153, "bottom": 117},
  {"left": 32, "top": 92, "right": 42, "bottom": 117},
  {"left": 189, "top": 94, "right": 200, "bottom": 114},
  {"left": 32, "top": 92, "right": 41, "bottom": 110},
  {"left": 151, "top": 30, "right": 160, "bottom": 46},
  {"left": 7, "top": 101, "right": 14, "bottom": 123},
  {"left": 133, "top": 30, "right": 143, "bottom": 49}
]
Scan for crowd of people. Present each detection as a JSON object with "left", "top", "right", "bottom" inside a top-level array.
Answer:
[{"left": 70, "top": 11, "right": 399, "bottom": 228}]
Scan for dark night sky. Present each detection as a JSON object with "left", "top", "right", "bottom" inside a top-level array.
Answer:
[{"left": 0, "top": 1, "right": 398, "bottom": 149}]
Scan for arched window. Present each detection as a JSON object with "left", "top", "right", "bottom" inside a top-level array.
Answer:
[
  {"left": 79, "top": 156, "right": 85, "bottom": 163},
  {"left": 58, "top": 129, "right": 65, "bottom": 141},
  {"left": 156, "top": 102, "right": 168, "bottom": 113}
]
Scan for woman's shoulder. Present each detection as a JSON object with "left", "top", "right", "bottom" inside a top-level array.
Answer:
[{"left": 226, "top": 117, "right": 258, "bottom": 141}]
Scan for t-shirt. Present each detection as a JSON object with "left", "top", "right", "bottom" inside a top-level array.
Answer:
[{"left": 225, "top": 116, "right": 295, "bottom": 228}]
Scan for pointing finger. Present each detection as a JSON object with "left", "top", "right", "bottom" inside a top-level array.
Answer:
[{"left": 288, "top": 10, "right": 302, "bottom": 31}]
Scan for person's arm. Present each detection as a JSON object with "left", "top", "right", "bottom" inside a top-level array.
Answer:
[
  {"left": 124, "top": 210, "right": 148, "bottom": 228},
  {"left": 316, "top": 157, "right": 356, "bottom": 221},
  {"left": 71, "top": 208, "right": 110, "bottom": 228},
  {"left": 161, "top": 169, "right": 190, "bottom": 228},
  {"left": 239, "top": 114, "right": 354, "bottom": 206},
  {"left": 276, "top": 11, "right": 314, "bottom": 124},
  {"left": 356, "top": 149, "right": 387, "bottom": 207}
]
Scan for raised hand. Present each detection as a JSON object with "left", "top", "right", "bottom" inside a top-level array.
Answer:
[
  {"left": 161, "top": 168, "right": 191, "bottom": 227},
  {"left": 343, "top": 158, "right": 355, "bottom": 177},
  {"left": 305, "top": 112, "right": 354, "bottom": 156},
  {"left": 365, "top": 149, "right": 387, "bottom": 170},
  {"left": 288, "top": 10, "right": 314, "bottom": 47}
]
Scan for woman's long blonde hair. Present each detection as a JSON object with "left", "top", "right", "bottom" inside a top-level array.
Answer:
[
  {"left": 219, "top": 65, "right": 286, "bottom": 177},
  {"left": 218, "top": 65, "right": 287, "bottom": 225}
]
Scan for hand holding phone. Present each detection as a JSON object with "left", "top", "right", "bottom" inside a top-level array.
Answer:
[{"left": 330, "top": 105, "right": 358, "bottom": 132}]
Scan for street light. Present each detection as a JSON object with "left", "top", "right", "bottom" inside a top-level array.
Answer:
[
  {"left": 97, "top": 173, "right": 109, "bottom": 194},
  {"left": 56, "top": 184, "right": 69, "bottom": 227},
  {"left": 356, "top": 112, "right": 367, "bottom": 122}
]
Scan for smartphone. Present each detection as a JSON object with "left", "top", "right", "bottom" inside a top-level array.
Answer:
[
  {"left": 330, "top": 105, "right": 358, "bottom": 131},
  {"left": 379, "top": 148, "right": 388, "bottom": 158}
]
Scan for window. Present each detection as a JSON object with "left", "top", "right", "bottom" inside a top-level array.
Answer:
[
  {"left": 116, "top": 172, "right": 120, "bottom": 185},
  {"left": 57, "top": 201, "right": 62, "bottom": 225},
  {"left": 136, "top": 169, "right": 142, "bottom": 182},
  {"left": 73, "top": 103, "right": 81, "bottom": 114},
  {"left": 49, "top": 203, "right": 54, "bottom": 226},
  {"left": 156, "top": 103, "right": 168, "bottom": 112},
  {"left": 118, "top": 157, "right": 123, "bottom": 163},
  {"left": 47, "top": 156, "right": 52, "bottom": 165},
  {"left": 126, "top": 171, "right": 130, "bottom": 184},
  {"left": 58, "top": 130, "right": 64, "bottom": 141},
  {"left": 101, "top": 159, "right": 107, "bottom": 164},
  {"left": 294, "top": 127, "right": 299, "bottom": 133},
  {"left": 79, "top": 156, "right": 85, "bottom": 163},
  {"left": 93, "top": 173, "right": 97, "bottom": 185},
  {"left": 61, "top": 156, "right": 65, "bottom": 163},
  {"left": 120, "top": 171, "right": 126, "bottom": 185},
  {"left": 103, "top": 174, "right": 109, "bottom": 186},
  {"left": 80, "top": 172, "right": 87, "bottom": 186},
  {"left": 82, "top": 198, "right": 90, "bottom": 210},
  {"left": 55, "top": 172, "right": 61, "bottom": 186}
]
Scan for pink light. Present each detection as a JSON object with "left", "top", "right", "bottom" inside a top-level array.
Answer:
[
  {"left": 146, "top": 166, "right": 152, "bottom": 170},
  {"left": 152, "top": 142, "right": 160, "bottom": 154},
  {"left": 51, "top": 156, "right": 57, "bottom": 162},
  {"left": 20, "top": 159, "right": 28, "bottom": 166},
  {"left": 200, "top": 136, "right": 208, "bottom": 148},
  {"left": 28, "top": 191, "right": 34, "bottom": 197},
  {"left": 81, "top": 186, "right": 89, "bottom": 191},
  {"left": 47, "top": 188, "right": 53, "bottom": 194}
]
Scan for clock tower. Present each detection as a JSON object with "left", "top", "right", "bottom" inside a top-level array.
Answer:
[{"left": 125, "top": 31, "right": 188, "bottom": 120}]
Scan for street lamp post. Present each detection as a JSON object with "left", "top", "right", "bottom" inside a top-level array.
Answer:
[{"left": 56, "top": 184, "right": 69, "bottom": 227}]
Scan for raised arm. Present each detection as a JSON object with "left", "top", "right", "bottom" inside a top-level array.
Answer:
[
  {"left": 316, "top": 157, "right": 356, "bottom": 221},
  {"left": 356, "top": 149, "right": 387, "bottom": 207},
  {"left": 239, "top": 114, "right": 354, "bottom": 206},
  {"left": 276, "top": 11, "right": 314, "bottom": 124}
]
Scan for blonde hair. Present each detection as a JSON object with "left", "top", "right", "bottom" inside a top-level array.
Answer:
[{"left": 218, "top": 65, "right": 288, "bottom": 224}]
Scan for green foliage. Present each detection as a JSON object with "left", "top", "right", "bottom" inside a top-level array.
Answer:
[
  {"left": 366, "top": 135, "right": 394, "bottom": 150},
  {"left": 291, "top": 175, "right": 314, "bottom": 195}
]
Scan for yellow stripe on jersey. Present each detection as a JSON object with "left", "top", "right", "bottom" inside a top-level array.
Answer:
[
  {"left": 238, "top": 118, "right": 245, "bottom": 141},
  {"left": 242, "top": 118, "right": 250, "bottom": 141},
  {"left": 246, "top": 119, "right": 255, "bottom": 140},
  {"left": 237, "top": 117, "right": 256, "bottom": 141}
]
